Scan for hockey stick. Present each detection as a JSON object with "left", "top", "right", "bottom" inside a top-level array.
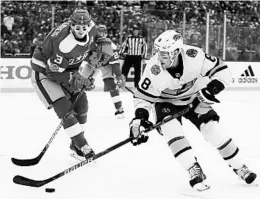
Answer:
[
  {"left": 13, "top": 106, "right": 190, "bottom": 187},
  {"left": 124, "top": 86, "right": 134, "bottom": 94},
  {"left": 11, "top": 87, "right": 86, "bottom": 167}
]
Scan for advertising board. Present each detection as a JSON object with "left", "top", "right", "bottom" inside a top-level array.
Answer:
[{"left": 0, "top": 58, "right": 259, "bottom": 92}]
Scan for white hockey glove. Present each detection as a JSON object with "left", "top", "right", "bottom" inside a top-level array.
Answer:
[
  {"left": 196, "top": 87, "right": 220, "bottom": 105},
  {"left": 129, "top": 118, "right": 153, "bottom": 146}
]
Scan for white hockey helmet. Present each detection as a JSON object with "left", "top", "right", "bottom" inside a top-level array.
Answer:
[{"left": 154, "top": 30, "right": 183, "bottom": 67}]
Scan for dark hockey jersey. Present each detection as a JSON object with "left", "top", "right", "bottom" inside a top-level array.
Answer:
[{"left": 31, "top": 21, "right": 98, "bottom": 83}]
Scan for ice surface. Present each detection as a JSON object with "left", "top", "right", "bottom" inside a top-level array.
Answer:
[{"left": 1, "top": 90, "right": 260, "bottom": 199}]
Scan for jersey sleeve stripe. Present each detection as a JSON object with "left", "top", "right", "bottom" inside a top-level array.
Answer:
[
  {"left": 31, "top": 58, "right": 47, "bottom": 75},
  {"left": 133, "top": 96, "right": 154, "bottom": 104},
  {"left": 134, "top": 85, "right": 160, "bottom": 103},
  {"left": 134, "top": 90, "right": 158, "bottom": 103},
  {"left": 31, "top": 57, "right": 47, "bottom": 68},
  {"left": 206, "top": 65, "right": 228, "bottom": 78}
]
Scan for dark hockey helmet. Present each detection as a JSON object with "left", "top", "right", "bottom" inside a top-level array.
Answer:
[
  {"left": 97, "top": 25, "right": 107, "bottom": 33},
  {"left": 70, "top": 9, "right": 91, "bottom": 26},
  {"left": 97, "top": 24, "right": 108, "bottom": 38}
]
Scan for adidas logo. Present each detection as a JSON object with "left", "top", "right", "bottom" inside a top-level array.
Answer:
[
  {"left": 239, "top": 65, "right": 258, "bottom": 83},
  {"left": 241, "top": 65, "right": 255, "bottom": 77}
]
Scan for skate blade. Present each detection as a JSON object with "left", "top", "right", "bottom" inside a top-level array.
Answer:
[
  {"left": 116, "top": 114, "right": 125, "bottom": 119},
  {"left": 70, "top": 150, "right": 96, "bottom": 163},
  {"left": 194, "top": 183, "right": 211, "bottom": 192}
]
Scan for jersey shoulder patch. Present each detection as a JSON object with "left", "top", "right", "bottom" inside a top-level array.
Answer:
[
  {"left": 150, "top": 64, "right": 161, "bottom": 76},
  {"left": 186, "top": 49, "right": 198, "bottom": 58}
]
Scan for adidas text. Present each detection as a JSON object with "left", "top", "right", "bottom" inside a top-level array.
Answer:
[{"left": 238, "top": 77, "right": 258, "bottom": 83}]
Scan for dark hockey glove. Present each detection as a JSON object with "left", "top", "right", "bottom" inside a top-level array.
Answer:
[
  {"left": 192, "top": 79, "right": 224, "bottom": 109},
  {"left": 129, "top": 118, "right": 153, "bottom": 146},
  {"left": 116, "top": 75, "right": 126, "bottom": 88},
  {"left": 69, "top": 72, "right": 95, "bottom": 91}
]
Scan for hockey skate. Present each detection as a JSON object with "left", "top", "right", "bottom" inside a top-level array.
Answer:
[
  {"left": 233, "top": 164, "right": 257, "bottom": 184},
  {"left": 70, "top": 141, "right": 95, "bottom": 161},
  {"left": 115, "top": 107, "right": 125, "bottom": 119},
  {"left": 188, "top": 162, "right": 210, "bottom": 191}
]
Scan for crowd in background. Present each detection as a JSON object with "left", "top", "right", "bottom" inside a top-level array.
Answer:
[{"left": 1, "top": 0, "right": 260, "bottom": 61}]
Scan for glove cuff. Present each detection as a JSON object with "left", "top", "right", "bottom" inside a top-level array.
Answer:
[{"left": 135, "top": 108, "right": 149, "bottom": 121}]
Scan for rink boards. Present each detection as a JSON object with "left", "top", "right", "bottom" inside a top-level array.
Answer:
[{"left": 1, "top": 58, "right": 260, "bottom": 92}]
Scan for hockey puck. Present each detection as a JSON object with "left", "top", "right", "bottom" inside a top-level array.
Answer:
[{"left": 45, "top": 188, "right": 55, "bottom": 193}]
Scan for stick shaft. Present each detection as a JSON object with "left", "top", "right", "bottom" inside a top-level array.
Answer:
[
  {"left": 13, "top": 107, "right": 190, "bottom": 187},
  {"left": 11, "top": 87, "right": 86, "bottom": 166}
]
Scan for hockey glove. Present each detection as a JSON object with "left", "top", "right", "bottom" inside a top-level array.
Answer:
[
  {"left": 69, "top": 72, "right": 95, "bottom": 91},
  {"left": 191, "top": 79, "right": 224, "bottom": 110},
  {"left": 129, "top": 118, "right": 153, "bottom": 146},
  {"left": 116, "top": 75, "right": 126, "bottom": 88}
]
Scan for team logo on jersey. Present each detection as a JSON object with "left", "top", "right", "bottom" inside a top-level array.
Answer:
[
  {"left": 186, "top": 49, "right": 198, "bottom": 58},
  {"left": 173, "top": 34, "right": 182, "bottom": 42},
  {"left": 68, "top": 50, "right": 89, "bottom": 65},
  {"left": 151, "top": 65, "right": 161, "bottom": 76},
  {"left": 175, "top": 73, "right": 180, "bottom": 78},
  {"left": 162, "top": 108, "right": 171, "bottom": 114},
  {"left": 49, "top": 63, "right": 60, "bottom": 72}
]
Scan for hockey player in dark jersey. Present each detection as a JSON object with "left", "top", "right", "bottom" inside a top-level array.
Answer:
[
  {"left": 30, "top": 9, "right": 113, "bottom": 161},
  {"left": 96, "top": 25, "right": 126, "bottom": 118}
]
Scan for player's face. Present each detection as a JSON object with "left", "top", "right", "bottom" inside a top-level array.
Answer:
[
  {"left": 158, "top": 49, "right": 179, "bottom": 69},
  {"left": 158, "top": 51, "right": 171, "bottom": 69},
  {"left": 99, "top": 31, "right": 107, "bottom": 38},
  {"left": 72, "top": 24, "right": 88, "bottom": 38}
]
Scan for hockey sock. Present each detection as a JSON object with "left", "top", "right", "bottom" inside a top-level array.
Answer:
[
  {"left": 168, "top": 136, "right": 197, "bottom": 170},
  {"left": 110, "top": 89, "right": 122, "bottom": 110},
  {"left": 218, "top": 138, "right": 243, "bottom": 169},
  {"left": 70, "top": 132, "right": 87, "bottom": 149}
]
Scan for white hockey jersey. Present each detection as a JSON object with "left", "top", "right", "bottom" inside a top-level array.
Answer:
[{"left": 134, "top": 44, "right": 232, "bottom": 112}]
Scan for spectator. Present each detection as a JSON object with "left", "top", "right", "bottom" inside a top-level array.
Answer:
[
  {"left": 3, "top": 12, "right": 14, "bottom": 31},
  {"left": 0, "top": 0, "right": 259, "bottom": 62},
  {"left": 252, "top": 46, "right": 260, "bottom": 61},
  {"left": 189, "top": 32, "right": 202, "bottom": 48},
  {"left": 1, "top": 18, "right": 11, "bottom": 39}
]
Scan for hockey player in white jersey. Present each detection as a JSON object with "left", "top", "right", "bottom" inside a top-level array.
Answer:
[{"left": 129, "top": 30, "right": 257, "bottom": 191}]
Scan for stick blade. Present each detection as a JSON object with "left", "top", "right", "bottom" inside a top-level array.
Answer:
[
  {"left": 11, "top": 157, "right": 40, "bottom": 166},
  {"left": 13, "top": 175, "right": 45, "bottom": 187}
]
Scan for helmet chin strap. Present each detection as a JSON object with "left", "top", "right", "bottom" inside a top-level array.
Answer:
[{"left": 169, "top": 53, "right": 180, "bottom": 68}]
